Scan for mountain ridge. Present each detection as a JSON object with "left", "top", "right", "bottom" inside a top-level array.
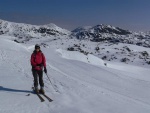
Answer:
[
  {"left": 1, "top": 19, "right": 150, "bottom": 49},
  {"left": 0, "top": 19, "right": 70, "bottom": 42}
]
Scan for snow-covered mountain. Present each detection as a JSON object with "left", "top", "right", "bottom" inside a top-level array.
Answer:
[
  {"left": 72, "top": 24, "right": 131, "bottom": 36},
  {"left": 1, "top": 19, "right": 150, "bottom": 66},
  {"left": 71, "top": 24, "right": 150, "bottom": 48},
  {"left": 1, "top": 19, "right": 150, "bottom": 48},
  {"left": 0, "top": 19, "right": 71, "bottom": 43}
]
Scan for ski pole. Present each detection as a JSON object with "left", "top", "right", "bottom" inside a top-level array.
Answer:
[
  {"left": 46, "top": 73, "right": 53, "bottom": 85},
  {"left": 45, "top": 73, "right": 58, "bottom": 92}
]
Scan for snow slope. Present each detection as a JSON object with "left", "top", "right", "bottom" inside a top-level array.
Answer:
[{"left": 1, "top": 35, "right": 150, "bottom": 113}]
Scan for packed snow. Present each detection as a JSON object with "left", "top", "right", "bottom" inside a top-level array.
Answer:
[{"left": 1, "top": 35, "right": 150, "bottom": 113}]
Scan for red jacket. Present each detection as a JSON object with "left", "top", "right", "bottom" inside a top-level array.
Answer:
[{"left": 30, "top": 50, "right": 46, "bottom": 70}]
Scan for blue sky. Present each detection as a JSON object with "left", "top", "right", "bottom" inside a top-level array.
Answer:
[{"left": 0, "top": 0, "right": 150, "bottom": 31}]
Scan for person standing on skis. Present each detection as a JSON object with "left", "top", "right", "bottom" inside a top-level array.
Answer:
[{"left": 30, "top": 44, "right": 47, "bottom": 94}]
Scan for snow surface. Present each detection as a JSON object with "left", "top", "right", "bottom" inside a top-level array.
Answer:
[
  {"left": 56, "top": 49, "right": 106, "bottom": 67},
  {"left": 1, "top": 35, "right": 150, "bottom": 113}
]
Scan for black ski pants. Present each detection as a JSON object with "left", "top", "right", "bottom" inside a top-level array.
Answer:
[{"left": 32, "top": 69, "right": 44, "bottom": 88}]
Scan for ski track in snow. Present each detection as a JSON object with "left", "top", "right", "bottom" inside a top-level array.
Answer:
[
  {"left": 46, "top": 48, "right": 150, "bottom": 111},
  {"left": 44, "top": 50, "right": 150, "bottom": 110},
  {"left": 47, "top": 59, "right": 150, "bottom": 107}
]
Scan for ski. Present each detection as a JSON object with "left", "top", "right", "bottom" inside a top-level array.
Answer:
[
  {"left": 41, "top": 94, "right": 53, "bottom": 102},
  {"left": 32, "top": 87, "right": 45, "bottom": 102},
  {"left": 37, "top": 93, "right": 45, "bottom": 102}
]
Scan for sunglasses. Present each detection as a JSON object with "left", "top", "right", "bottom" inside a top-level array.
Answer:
[{"left": 35, "top": 47, "right": 40, "bottom": 49}]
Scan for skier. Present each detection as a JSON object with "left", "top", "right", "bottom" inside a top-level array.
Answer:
[{"left": 30, "top": 44, "right": 47, "bottom": 94}]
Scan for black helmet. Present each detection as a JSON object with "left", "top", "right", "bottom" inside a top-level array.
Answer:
[{"left": 35, "top": 44, "right": 40, "bottom": 49}]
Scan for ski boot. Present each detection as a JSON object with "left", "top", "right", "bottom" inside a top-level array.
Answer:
[
  {"left": 39, "top": 87, "right": 45, "bottom": 94},
  {"left": 34, "top": 87, "right": 39, "bottom": 94}
]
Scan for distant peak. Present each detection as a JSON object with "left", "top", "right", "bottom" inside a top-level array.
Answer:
[
  {"left": 43, "top": 23, "right": 58, "bottom": 28},
  {"left": 72, "top": 26, "right": 92, "bottom": 32}
]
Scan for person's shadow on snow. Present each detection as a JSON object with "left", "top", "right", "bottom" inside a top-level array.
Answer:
[{"left": 0, "top": 86, "right": 32, "bottom": 94}]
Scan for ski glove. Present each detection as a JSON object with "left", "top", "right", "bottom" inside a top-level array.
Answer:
[{"left": 44, "top": 67, "right": 47, "bottom": 74}]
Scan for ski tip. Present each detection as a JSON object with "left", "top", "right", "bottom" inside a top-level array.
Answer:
[{"left": 50, "top": 100, "right": 53, "bottom": 102}]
